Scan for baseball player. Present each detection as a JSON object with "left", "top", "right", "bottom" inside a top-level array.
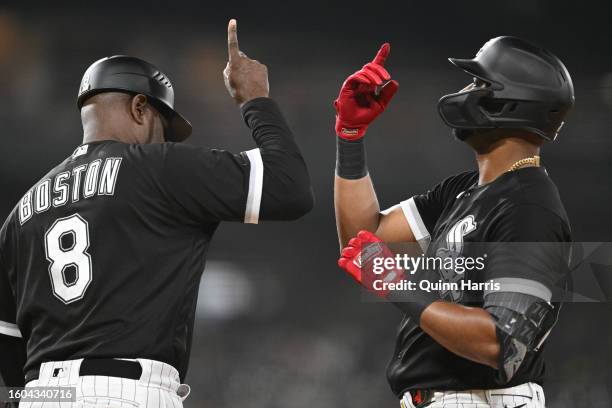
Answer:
[
  {"left": 0, "top": 19, "right": 313, "bottom": 407},
  {"left": 334, "top": 38, "right": 574, "bottom": 407}
]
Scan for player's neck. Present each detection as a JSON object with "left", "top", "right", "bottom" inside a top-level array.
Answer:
[
  {"left": 82, "top": 133, "right": 129, "bottom": 144},
  {"left": 474, "top": 137, "right": 541, "bottom": 185},
  {"left": 82, "top": 123, "right": 142, "bottom": 145},
  {"left": 81, "top": 104, "right": 146, "bottom": 145}
]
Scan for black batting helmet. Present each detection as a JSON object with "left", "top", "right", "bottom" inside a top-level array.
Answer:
[
  {"left": 438, "top": 36, "right": 574, "bottom": 141},
  {"left": 77, "top": 56, "right": 192, "bottom": 142}
]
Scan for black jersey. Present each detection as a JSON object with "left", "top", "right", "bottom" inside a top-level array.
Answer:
[
  {"left": 385, "top": 167, "right": 571, "bottom": 396},
  {"left": 0, "top": 98, "right": 313, "bottom": 383}
]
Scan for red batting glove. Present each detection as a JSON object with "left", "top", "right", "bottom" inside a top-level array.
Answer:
[
  {"left": 337, "top": 230, "right": 405, "bottom": 298},
  {"left": 334, "top": 43, "right": 400, "bottom": 141}
]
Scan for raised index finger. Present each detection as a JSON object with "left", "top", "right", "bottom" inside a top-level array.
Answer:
[
  {"left": 227, "top": 19, "right": 240, "bottom": 60},
  {"left": 372, "top": 43, "right": 391, "bottom": 66}
]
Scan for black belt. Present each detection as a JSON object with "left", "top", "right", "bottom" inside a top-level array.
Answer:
[
  {"left": 80, "top": 358, "right": 142, "bottom": 379},
  {"left": 32, "top": 358, "right": 143, "bottom": 381}
]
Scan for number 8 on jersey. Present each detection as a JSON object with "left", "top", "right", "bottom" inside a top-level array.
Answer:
[{"left": 44, "top": 213, "right": 93, "bottom": 304}]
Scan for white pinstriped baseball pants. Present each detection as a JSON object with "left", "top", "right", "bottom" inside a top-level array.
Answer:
[
  {"left": 19, "top": 358, "right": 190, "bottom": 408},
  {"left": 401, "top": 382, "right": 545, "bottom": 408}
]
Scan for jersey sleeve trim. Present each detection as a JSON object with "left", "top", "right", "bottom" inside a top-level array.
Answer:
[
  {"left": 400, "top": 197, "right": 431, "bottom": 252},
  {"left": 0, "top": 321, "right": 22, "bottom": 338},
  {"left": 485, "top": 277, "right": 552, "bottom": 301},
  {"left": 380, "top": 203, "right": 399, "bottom": 216},
  {"left": 244, "top": 148, "right": 264, "bottom": 224}
]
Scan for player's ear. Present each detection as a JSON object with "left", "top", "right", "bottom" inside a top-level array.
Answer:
[{"left": 130, "top": 94, "right": 149, "bottom": 125}]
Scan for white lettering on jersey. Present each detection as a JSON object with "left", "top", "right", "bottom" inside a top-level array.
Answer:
[
  {"left": 34, "top": 180, "right": 51, "bottom": 213},
  {"left": 52, "top": 172, "right": 70, "bottom": 207},
  {"left": 436, "top": 215, "right": 478, "bottom": 302},
  {"left": 83, "top": 159, "right": 102, "bottom": 198},
  {"left": 98, "top": 158, "right": 122, "bottom": 196},
  {"left": 19, "top": 190, "right": 33, "bottom": 225},
  {"left": 71, "top": 165, "right": 87, "bottom": 203},
  {"left": 19, "top": 158, "right": 123, "bottom": 226},
  {"left": 446, "top": 215, "right": 477, "bottom": 254}
]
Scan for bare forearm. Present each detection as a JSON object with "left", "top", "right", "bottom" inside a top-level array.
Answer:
[
  {"left": 420, "top": 301, "right": 500, "bottom": 368},
  {"left": 334, "top": 175, "right": 381, "bottom": 247},
  {"left": 332, "top": 42, "right": 405, "bottom": 249}
]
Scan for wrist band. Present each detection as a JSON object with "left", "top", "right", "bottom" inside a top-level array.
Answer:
[
  {"left": 387, "top": 284, "right": 440, "bottom": 325},
  {"left": 336, "top": 137, "right": 367, "bottom": 179}
]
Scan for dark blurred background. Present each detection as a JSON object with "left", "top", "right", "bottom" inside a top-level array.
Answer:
[{"left": 1, "top": 1, "right": 611, "bottom": 406}]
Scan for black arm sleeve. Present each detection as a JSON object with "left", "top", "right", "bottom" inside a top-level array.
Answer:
[
  {"left": 0, "top": 336, "right": 26, "bottom": 387},
  {"left": 0, "top": 221, "right": 26, "bottom": 387},
  {"left": 241, "top": 97, "right": 314, "bottom": 220},
  {"left": 161, "top": 98, "right": 313, "bottom": 224}
]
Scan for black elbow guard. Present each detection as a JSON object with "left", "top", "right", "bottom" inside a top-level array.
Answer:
[
  {"left": 299, "top": 187, "right": 315, "bottom": 216},
  {"left": 258, "top": 146, "right": 314, "bottom": 220},
  {"left": 258, "top": 173, "right": 314, "bottom": 221},
  {"left": 276, "top": 187, "right": 314, "bottom": 220},
  {"left": 485, "top": 292, "right": 559, "bottom": 384}
]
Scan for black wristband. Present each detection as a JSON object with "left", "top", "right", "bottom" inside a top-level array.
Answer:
[
  {"left": 387, "top": 285, "right": 440, "bottom": 325},
  {"left": 336, "top": 137, "right": 367, "bottom": 179}
]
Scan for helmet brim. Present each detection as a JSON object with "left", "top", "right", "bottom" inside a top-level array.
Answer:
[
  {"left": 448, "top": 58, "right": 489, "bottom": 80},
  {"left": 149, "top": 100, "right": 193, "bottom": 142}
]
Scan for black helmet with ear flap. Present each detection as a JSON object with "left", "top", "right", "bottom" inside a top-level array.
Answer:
[
  {"left": 77, "top": 55, "right": 192, "bottom": 142},
  {"left": 438, "top": 36, "right": 575, "bottom": 141}
]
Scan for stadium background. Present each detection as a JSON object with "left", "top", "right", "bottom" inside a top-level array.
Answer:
[{"left": 1, "top": 1, "right": 611, "bottom": 406}]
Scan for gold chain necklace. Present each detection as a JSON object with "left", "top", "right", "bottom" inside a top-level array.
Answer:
[{"left": 508, "top": 155, "right": 540, "bottom": 172}]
